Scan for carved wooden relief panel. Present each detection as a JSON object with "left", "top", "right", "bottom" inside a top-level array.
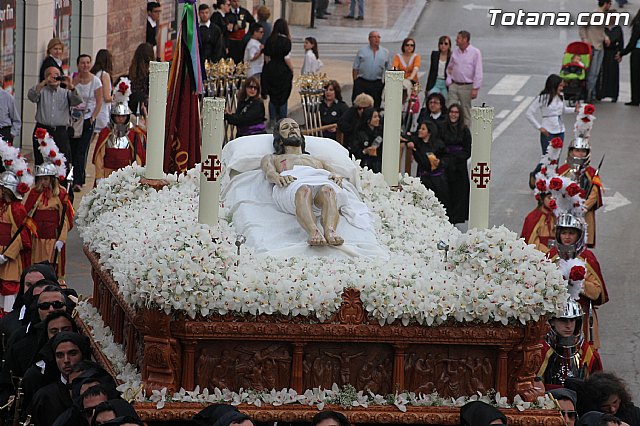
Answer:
[
  {"left": 195, "top": 342, "right": 292, "bottom": 391},
  {"left": 302, "top": 344, "right": 393, "bottom": 393},
  {"left": 404, "top": 345, "right": 496, "bottom": 398}
]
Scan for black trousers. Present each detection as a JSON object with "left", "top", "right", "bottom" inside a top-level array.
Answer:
[
  {"left": 630, "top": 49, "right": 640, "bottom": 104},
  {"left": 352, "top": 77, "right": 384, "bottom": 109},
  {"left": 0, "top": 127, "right": 10, "bottom": 173}
]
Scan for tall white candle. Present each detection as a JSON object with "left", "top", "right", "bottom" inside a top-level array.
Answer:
[
  {"left": 382, "top": 70, "right": 404, "bottom": 187},
  {"left": 468, "top": 106, "right": 494, "bottom": 230},
  {"left": 144, "top": 61, "right": 170, "bottom": 180},
  {"left": 198, "top": 98, "right": 226, "bottom": 226}
]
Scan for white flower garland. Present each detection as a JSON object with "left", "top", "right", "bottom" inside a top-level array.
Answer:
[
  {"left": 77, "top": 165, "right": 567, "bottom": 325},
  {"left": 75, "top": 301, "right": 142, "bottom": 386}
]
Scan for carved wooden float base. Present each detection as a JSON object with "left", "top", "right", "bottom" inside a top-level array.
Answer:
[
  {"left": 125, "top": 402, "right": 565, "bottom": 425},
  {"left": 85, "top": 246, "right": 551, "bottom": 424}
]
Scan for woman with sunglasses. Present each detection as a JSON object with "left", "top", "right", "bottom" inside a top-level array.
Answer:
[
  {"left": 426, "top": 35, "right": 452, "bottom": 102},
  {"left": 440, "top": 103, "right": 471, "bottom": 226},
  {"left": 224, "top": 76, "right": 266, "bottom": 137},
  {"left": 392, "top": 38, "right": 421, "bottom": 84}
]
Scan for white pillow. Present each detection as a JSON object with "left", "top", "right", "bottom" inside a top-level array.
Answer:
[{"left": 221, "top": 134, "right": 359, "bottom": 183}]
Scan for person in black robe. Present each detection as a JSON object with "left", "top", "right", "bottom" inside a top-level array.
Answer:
[
  {"left": 0, "top": 283, "right": 68, "bottom": 407},
  {"left": 20, "top": 311, "right": 79, "bottom": 412},
  {"left": 460, "top": 401, "right": 507, "bottom": 426},
  {"left": 92, "top": 399, "right": 141, "bottom": 425},
  {"left": 28, "top": 332, "right": 92, "bottom": 426},
  {"left": 0, "top": 263, "right": 58, "bottom": 349},
  {"left": 417, "top": 92, "right": 448, "bottom": 136},
  {"left": 193, "top": 404, "right": 255, "bottom": 426},
  {"left": 261, "top": 19, "right": 293, "bottom": 124},
  {"left": 407, "top": 121, "right": 449, "bottom": 210},
  {"left": 439, "top": 103, "right": 471, "bottom": 225},
  {"left": 597, "top": 24, "right": 624, "bottom": 101},
  {"left": 353, "top": 108, "right": 383, "bottom": 173}
]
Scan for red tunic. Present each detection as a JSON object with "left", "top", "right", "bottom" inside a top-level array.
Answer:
[
  {"left": 547, "top": 248, "right": 608, "bottom": 348},
  {"left": 92, "top": 127, "right": 147, "bottom": 182},
  {"left": 520, "top": 206, "right": 555, "bottom": 254},
  {"left": 24, "top": 188, "right": 74, "bottom": 277},
  {"left": 557, "top": 163, "right": 603, "bottom": 247},
  {"left": 0, "top": 201, "right": 30, "bottom": 296}
]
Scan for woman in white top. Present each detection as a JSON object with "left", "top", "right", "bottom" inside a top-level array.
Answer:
[
  {"left": 426, "top": 35, "right": 451, "bottom": 102},
  {"left": 90, "top": 49, "right": 114, "bottom": 135},
  {"left": 71, "top": 53, "right": 102, "bottom": 192},
  {"left": 244, "top": 23, "right": 265, "bottom": 77},
  {"left": 526, "top": 74, "right": 578, "bottom": 186},
  {"left": 301, "top": 37, "right": 323, "bottom": 74}
]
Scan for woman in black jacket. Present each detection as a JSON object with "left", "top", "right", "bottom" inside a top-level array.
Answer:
[
  {"left": 261, "top": 19, "right": 294, "bottom": 123},
  {"left": 225, "top": 76, "right": 266, "bottom": 137},
  {"left": 407, "top": 121, "right": 449, "bottom": 210},
  {"left": 39, "top": 38, "right": 65, "bottom": 82},
  {"left": 440, "top": 104, "right": 471, "bottom": 225},
  {"left": 354, "top": 108, "right": 383, "bottom": 173},
  {"left": 319, "top": 80, "right": 349, "bottom": 140},
  {"left": 425, "top": 35, "right": 451, "bottom": 102},
  {"left": 618, "top": 8, "right": 640, "bottom": 106}
]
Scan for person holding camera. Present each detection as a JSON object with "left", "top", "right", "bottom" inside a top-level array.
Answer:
[{"left": 27, "top": 66, "right": 82, "bottom": 171}]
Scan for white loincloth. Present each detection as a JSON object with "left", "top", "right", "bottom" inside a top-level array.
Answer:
[{"left": 272, "top": 165, "right": 374, "bottom": 231}]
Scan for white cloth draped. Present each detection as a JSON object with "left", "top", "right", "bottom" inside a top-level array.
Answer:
[{"left": 222, "top": 168, "right": 388, "bottom": 259}]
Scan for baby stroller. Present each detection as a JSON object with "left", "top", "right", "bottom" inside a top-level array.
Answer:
[{"left": 560, "top": 41, "right": 592, "bottom": 104}]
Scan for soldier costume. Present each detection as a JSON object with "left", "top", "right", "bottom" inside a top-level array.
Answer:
[
  {"left": 92, "top": 78, "right": 146, "bottom": 185},
  {"left": 538, "top": 299, "right": 603, "bottom": 389}
]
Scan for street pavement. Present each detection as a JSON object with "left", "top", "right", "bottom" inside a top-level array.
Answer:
[{"left": 64, "top": 0, "right": 640, "bottom": 396}]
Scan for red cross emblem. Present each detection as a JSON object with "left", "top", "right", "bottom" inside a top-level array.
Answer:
[
  {"left": 471, "top": 162, "right": 491, "bottom": 189},
  {"left": 202, "top": 154, "right": 222, "bottom": 182}
]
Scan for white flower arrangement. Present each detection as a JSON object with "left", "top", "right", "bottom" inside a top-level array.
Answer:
[
  {"left": 558, "top": 258, "right": 586, "bottom": 300},
  {"left": 0, "top": 136, "right": 34, "bottom": 196},
  {"left": 154, "top": 383, "right": 557, "bottom": 412},
  {"left": 77, "top": 164, "right": 567, "bottom": 325},
  {"left": 75, "top": 301, "right": 142, "bottom": 386},
  {"left": 35, "top": 129, "right": 67, "bottom": 179}
]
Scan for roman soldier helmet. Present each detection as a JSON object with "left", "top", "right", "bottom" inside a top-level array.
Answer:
[
  {"left": 0, "top": 135, "right": 34, "bottom": 198},
  {"left": 567, "top": 137, "right": 591, "bottom": 169},
  {"left": 111, "top": 77, "right": 133, "bottom": 138},
  {"left": 35, "top": 162, "right": 59, "bottom": 177},
  {"left": 555, "top": 213, "right": 586, "bottom": 260},
  {"left": 0, "top": 171, "right": 23, "bottom": 200},
  {"left": 548, "top": 298, "right": 584, "bottom": 349}
]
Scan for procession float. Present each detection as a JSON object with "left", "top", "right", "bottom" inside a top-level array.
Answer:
[{"left": 75, "top": 68, "right": 567, "bottom": 425}]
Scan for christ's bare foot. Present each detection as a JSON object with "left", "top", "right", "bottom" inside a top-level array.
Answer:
[
  {"left": 308, "top": 229, "right": 327, "bottom": 246},
  {"left": 325, "top": 228, "right": 344, "bottom": 246}
]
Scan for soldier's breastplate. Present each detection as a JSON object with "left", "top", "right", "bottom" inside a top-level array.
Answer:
[
  {"left": 107, "top": 135, "right": 131, "bottom": 149},
  {"left": 544, "top": 349, "right": 583, "bottom": 386}
]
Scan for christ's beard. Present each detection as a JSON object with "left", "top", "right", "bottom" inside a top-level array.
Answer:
[{"left": 282, "top": 134, "right": 303, "bottom": 147}]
